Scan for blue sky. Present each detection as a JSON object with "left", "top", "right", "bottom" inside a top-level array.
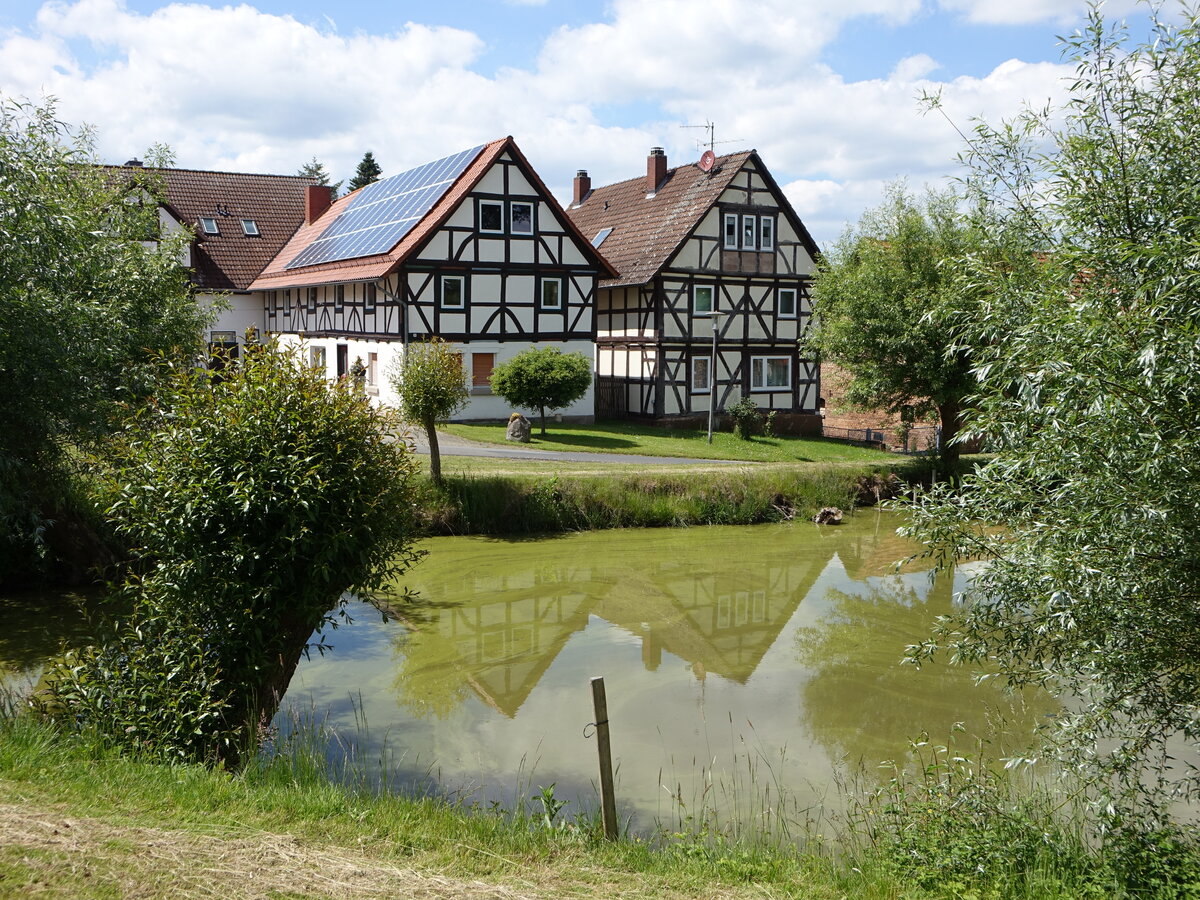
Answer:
[{"left": 0, "top": 0, "right": 1150, "bottom": 243}]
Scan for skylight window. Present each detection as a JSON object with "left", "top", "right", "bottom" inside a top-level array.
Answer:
[
  {"left": 199, "top": 217, "right": 219, "bottom": 235},
  {"left": 592, "top": 227, "right": 613, "bottom": 248},
  {"left": 241, "top": 219, "right": 259, "bottom": 236}
]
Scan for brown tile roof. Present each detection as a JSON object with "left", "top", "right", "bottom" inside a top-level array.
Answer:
[
  {"left": 108, "top": 166, "right": 316, "bottom": 292},
  {"left": 250, "top": 136, "right": 614, "bottom": 290},
  {"left": 566, "top": 150, "right": 751, "bottom": 288},
  {"left": 566, "top": 150, "right": 820, "bottom": 288}
]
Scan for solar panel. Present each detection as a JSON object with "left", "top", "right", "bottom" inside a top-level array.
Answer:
[{"left": 285, "top": 144, "right": 486, "bottom": 270}]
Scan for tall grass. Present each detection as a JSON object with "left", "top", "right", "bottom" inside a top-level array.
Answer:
[{"left": 414, "top": 466, "right": 877, "bottom": 535}]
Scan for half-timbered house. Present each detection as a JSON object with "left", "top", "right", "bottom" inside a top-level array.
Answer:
[
  {"left": 251, "top": 137, "right": 615, "bottom": 420},
  {"left": 565, "top": 148, "right": 822, "bottom": 431},
  {"left": 110, "top": 161, "right": 315, "bottom": 361}
]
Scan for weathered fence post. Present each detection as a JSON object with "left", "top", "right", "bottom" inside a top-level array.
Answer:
[{"left": 590, "top": 675, "right": 618, "bottom": 840}]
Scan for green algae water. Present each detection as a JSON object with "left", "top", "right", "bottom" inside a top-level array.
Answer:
[{"left": 279, "top": 511, "right": 1054, "bottom": 835}]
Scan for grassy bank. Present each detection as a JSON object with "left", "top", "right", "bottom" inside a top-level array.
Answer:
[
  {"left": 0, "top": 713, "right": 896, "bottom": 899},
  {"left": 4, "top": 711, "right": 1186, "bottom": 899},
  {"left": 411, "top": 464, "right": 907, "bottom": 535}
]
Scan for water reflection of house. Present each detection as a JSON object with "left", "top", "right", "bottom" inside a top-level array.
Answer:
[
  {"left": 595, "top": 553, "right": 828, "bottom": 683},
  {"left": 399, "top": 534, "right": 836, "bottom": 715}
]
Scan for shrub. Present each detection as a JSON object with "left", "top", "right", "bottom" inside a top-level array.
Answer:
[
  {"left": 44, "top": 341, "right": 422, "bottom": 765},
  {"left": 726, "top": 397, "right": 763, "bottom": 440}
]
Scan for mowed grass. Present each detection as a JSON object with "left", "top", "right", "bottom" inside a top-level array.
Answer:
[{"left": 440, "top": 420, "right": 894, "bottom": 464}]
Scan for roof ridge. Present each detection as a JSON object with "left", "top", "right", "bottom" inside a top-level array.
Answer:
[
  {"left": 584, "top": 148, "right": 754, "bottom": 194},
  {"left": 102, "top": 164, "right": 317, "bottom": 181}
]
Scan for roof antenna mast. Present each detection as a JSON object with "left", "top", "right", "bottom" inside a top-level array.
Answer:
[{"left": 680, "top": 120, "right": 743, "bottom": 173}]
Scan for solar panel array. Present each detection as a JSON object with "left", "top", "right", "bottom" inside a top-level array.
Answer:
[{"left": 285, "top": 144, "right": 486, "bottom": 270}]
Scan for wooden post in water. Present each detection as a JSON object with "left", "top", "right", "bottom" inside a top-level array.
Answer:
[{"left": 590, "top": 676, "right": 618, "bottom": 840}]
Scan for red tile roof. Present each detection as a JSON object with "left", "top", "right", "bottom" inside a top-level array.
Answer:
[
  {"left": 250, "top": 137, "right": 614, "bottom": 290},
  {"left": 566, "top": 150, "right": 819, "bottom": 288},
  {"left": 108, "top": 166, "right": 316, "bottom": 292}
]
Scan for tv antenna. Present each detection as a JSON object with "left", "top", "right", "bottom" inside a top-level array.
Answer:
[{"left": 680, "top": 120, "right": 743, "bottom": 172}]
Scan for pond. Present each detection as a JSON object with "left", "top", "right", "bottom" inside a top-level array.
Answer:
[
  {"left": 276, "top": 511, "right": 1053, "bottom": 835},
  {"left": 0, "top": 513, "right": 1054, "bottom": 837}
]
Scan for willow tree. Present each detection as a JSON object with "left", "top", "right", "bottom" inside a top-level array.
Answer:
[
  {"left": 809, "top": 185, "right": 978, "bottom": 471},
  {"left": 0, "top": 97, "right": 205, "bottom": 583},
  {"left": 907, "top": 4, "right": 1200, "bottom": 814}
]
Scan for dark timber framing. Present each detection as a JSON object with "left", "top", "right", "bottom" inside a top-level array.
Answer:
[{"left": 569, "top": 149, "right": 821, "bottom": 430}]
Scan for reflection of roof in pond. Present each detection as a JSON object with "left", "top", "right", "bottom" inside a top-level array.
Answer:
[
  {"left": 409, "top": 590, "right": 595, "bottom": 718},
  {"left": 595, "top": 553, "right": 828, "bottom": 683},
  {"left": 834, "top": 521, "right": 933, "bottom": 582}
]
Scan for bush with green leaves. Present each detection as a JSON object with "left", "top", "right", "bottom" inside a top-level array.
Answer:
[
  {"left": 45, "top": 340, "right": 422, "bottom": 764},
  {"left": 489, "top": 347, "right": 592, "bottom": 435},
  {"left": 725, "top": 397, "right": 762, "bottom": 440}
]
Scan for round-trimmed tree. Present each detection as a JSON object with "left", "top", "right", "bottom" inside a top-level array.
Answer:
[{"left": 489, "top": 347, "right": 592, "bottom": 435}]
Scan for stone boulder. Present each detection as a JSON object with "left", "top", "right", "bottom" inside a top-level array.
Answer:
[{"left": 506, "top": 413, "right": 532, "bottom": 443}]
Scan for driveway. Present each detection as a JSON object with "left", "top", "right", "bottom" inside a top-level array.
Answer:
[{"left": 401, "top": 426, "right": 744, "bottom": 466}]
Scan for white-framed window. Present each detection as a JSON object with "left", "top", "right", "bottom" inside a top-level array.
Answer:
[
  {"left": 307, "top": 287, "right": 317, "bottom": 313},
  {"left": 741, "top": 215, "right": 757, "bottom": 250},
  {"left": 540, "top": 278, "right": 562, "bottom": 309},
  {"left": 334, "top": 284, "right": 345, "bottom": 311},
  {"left": 759, "top": 217, "right": 774, "bottom": 251},
  {"left": 592, "top": 227, "right": 613, "bottom": 248},
  {"left": 479, "top": 201, "right": 503, "bottom": 233},
  {"left": 282, "top": 289, "right": 292, "bottom": 317},
  {"left": 778, "top": 287, "right": 797, "bottom": 318},
  {"left": 510, "top": 202, "right": 534, "bottom": 235},
  {"left": 691, "top": 356, "right": 711, "bottom": 393},
  {"left": 241, "top": 219, "right": 259, "bottom": 236},
  {"left": 723, "top": 213, "right": 739, "bottom": 250},
  {"left": 442, "top": 275, "right": 465, "bottom": 309},
  {"left": 310, "top": 345, "right": 326, "bottom": 372},
  {"left": 199, "top": 217, "right": 219, "bottom": 235},
  {"left": 367, "top": 352, "right": 379, "bottom": 391},
  {"left": 364, "top": 282, "right": 377, "bottom": 312},
  {"left": 693, "top": 284, "right": 714, "bottom": 316},
  {"left": 750, "top": 356, "right": 791, "bottom": 391}
]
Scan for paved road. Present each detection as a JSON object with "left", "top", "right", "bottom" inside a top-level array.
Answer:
[{"left": 402, "top": 427, "right": 744, "bottom": 465}]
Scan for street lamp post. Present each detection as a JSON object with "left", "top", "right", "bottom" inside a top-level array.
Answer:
[{"left": 706, "top": 311, "right": 726, "bottom": 444}]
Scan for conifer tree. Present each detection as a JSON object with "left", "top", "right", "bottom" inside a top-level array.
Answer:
[
  {"left": 347, "top": 151, "right": 382, "bottom": 192},
  {"left": 296, "top": 156, "right": 342, "bottom": 196}
]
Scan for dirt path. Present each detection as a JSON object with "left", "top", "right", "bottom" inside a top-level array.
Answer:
[{"left": 0, "top": 803, "right": 539, "bottom": 899}]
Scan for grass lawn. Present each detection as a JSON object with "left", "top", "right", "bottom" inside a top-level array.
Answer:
[{"left": 439, "top": 420, "right": 895, "bottom": 464}]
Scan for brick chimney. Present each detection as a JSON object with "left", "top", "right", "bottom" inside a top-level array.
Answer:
[
  {"left": 647, "top": 147, "right": 667, "bottom": 194},
  {"left": 305, "top": 185, "right": 334, "bottom": 224},
  {"left": 573, "top": 169, "right": 591, "bottom": 206}
]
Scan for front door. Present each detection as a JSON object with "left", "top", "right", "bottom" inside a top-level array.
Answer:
[{"left": 336, "top": 343, "right": 348, "bottom": 378}]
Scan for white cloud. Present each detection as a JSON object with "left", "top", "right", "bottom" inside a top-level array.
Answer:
[
  {"left": 937, "top": 0, "right": 1139, "bottom": 26},
  {"left": 0, "top": 0, "right": 1078, "bottom": 243},
  {"left": 891, "top": 53, "right": 940, "bottom": 82}
]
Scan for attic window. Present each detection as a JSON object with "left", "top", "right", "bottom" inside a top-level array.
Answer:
[
  {"left": 199, "top": 217, "right": 219, "bottom": 235},
  {"left": 241, "top": 219, "right": 259, "bottom": 236},
  {"left": 592, "top": 227, "right": 613, "bottom": 248}
]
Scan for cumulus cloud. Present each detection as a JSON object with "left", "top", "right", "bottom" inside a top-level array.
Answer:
[{"left": 0, "top": 0, "right": 1079, "bottom": 242}]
